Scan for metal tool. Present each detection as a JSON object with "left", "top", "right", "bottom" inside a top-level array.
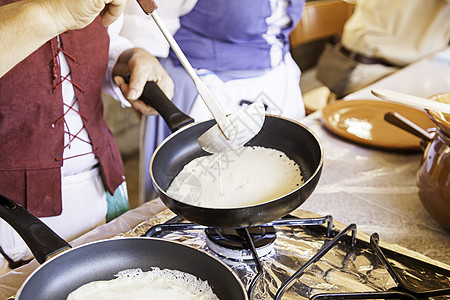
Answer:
[{"left": 136, "top": 0, "right": 265, "bottom": 153}]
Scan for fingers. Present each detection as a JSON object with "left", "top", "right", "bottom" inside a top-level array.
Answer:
[
  {"left": 114, "top": 75, "right": 136, "bottom": 101},
  {"left": 112, "top": 48, "right": 175, "bottom": 116},
  {"left": 100, "top": 0, "right": 127, "bottom": 27},
  {"left": 45, "top": 0, "right": 127, "bottom": 32},
  {"left": 113, "top": 75, "right": 127, "bottom": 95},
  {"left": 114, "top": 75, "right": 158, "bottom": 116},
  {"left": 126, "top": 72, "right": 149, "bottom": 101},
  {"left": 114, "top": 74, "right": 140, "bottom": 101},
  {"left": 125, "top": 51, "right": 174, "bottom": 101},
  {"left": 132, "top": 100, "right": 158, "bottom": 115},
  {"left": 155, "top": 74, "right": 175, "bottom": 100}
]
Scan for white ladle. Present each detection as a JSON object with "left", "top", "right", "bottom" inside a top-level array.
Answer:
[
  {"left": 371, "top": 89, "right": 450, "bottom": 114},
  {"left": 136, "top": 0, "right": 265, "bottom": 153}
]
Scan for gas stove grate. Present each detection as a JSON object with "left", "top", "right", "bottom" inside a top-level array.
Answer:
[{"left": 142, "top": 215, "right": 450, "bottom": 300}]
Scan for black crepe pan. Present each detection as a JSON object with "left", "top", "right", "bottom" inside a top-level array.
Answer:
[
  {"left": 135, "top": 80, "right": 323, "bottom": 228},
  {"left": 0, "top": 194, "right": 247, "bottom": 299}
]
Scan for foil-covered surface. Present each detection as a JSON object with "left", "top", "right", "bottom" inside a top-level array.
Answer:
[{"left": 118, "top": 209, "right": 450, "bottom": 300}]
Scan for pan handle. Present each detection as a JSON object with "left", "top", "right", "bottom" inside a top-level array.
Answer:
[
  {"left": 0, "top": 194, "right": 71, "bottom": 264},
  {"left": 123, "top": 74, "right": 194, "bottom": 132},
  {"left": 384, "top": 112, "right": 434, "bottom": 142}
]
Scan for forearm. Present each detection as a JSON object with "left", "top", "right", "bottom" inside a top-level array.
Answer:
[
  {"left": 0, "top": 0, "right": 127, "bottom": 78},
  {"left": 0, "top": 0, "right": 61, "bottom": 77}
]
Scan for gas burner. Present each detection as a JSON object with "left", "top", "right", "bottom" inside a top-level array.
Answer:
[
  {"left": 138, "top": 213, "right": 450, "bottom": 299},
  {"left": 205, "top": 226, "right": 276, "bottom": 260}
]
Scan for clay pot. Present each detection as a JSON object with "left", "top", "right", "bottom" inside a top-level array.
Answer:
[
  {"left": 416, "top": 128, "right": 450, "bottom": 230},
  {"left": 416, "top": 93, "right": 450, "bottom": 230}
]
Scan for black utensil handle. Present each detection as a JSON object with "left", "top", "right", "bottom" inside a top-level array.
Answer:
[
  {"left": 122, "top": 74, "right": 194, "bottom": 132},
  {"left": 384, "top": 112, "right": 433, "bottom": 142},
  {"left": 0, "top": 194, "right": 71, "bottom": 264}
]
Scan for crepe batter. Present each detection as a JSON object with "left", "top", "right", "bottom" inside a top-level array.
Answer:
[
  {"left": 67, "top": 268, "right": 218, "bottom": 300},
  {"left": 166, "top": 146, "right": 304, "bottom": 208}
]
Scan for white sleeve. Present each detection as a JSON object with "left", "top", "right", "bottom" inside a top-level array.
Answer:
[
  {"left": 120, "top": 0, "right": 198, "bottom": 58},
  {"left": 103, "top": 14, "right": 134, "bottom": 107}
]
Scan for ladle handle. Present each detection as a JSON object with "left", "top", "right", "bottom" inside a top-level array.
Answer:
[
  {"left": 136, "top": 0, "right": 158, "bottom": 14},
  {"left": 384, "top": 112, "right": 434, "bottom": 142},
  {"left": 148, "top": 10, "right": 235, "bottom": 140},
  {"left": 372, "top": 89, "right": 450, "bottom": 114},
  {"left": 0, "top": 194, "right": 71, "bottom": 264},
  {"left": 123, "top": 74, "right": 194, "bottom": 132}
]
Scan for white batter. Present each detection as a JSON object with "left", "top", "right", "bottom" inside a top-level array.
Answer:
[
  {"left": 166, "top": 146, "right": 304, "bottom": 208},
  {"left": 67, "top": 268, "right": 218, "bottom": 300}
]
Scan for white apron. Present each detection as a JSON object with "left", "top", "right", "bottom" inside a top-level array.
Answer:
[
  {"left": 0, "top": 168, "right": 107, "bottom": 276},
  {"left": 191, "top": 53, "right": 305, "bottom": 122}
]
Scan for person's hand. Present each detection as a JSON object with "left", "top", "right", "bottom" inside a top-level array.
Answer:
[
  {"left": 40, "top": 0, "right": 127, "bottom": 33},
  {"left": 112, "top": 47, "right": 175, "bottom": 116}
]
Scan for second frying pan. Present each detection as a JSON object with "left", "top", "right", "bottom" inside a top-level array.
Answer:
[{"left": 0, "top": 195, "right": 247, "bottom": 299}]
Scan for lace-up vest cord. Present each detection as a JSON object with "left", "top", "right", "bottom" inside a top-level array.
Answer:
[{"left": 0, "top": 5, "right": 124, "bottom": 217}]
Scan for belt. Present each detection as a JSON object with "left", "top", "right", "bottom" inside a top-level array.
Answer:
[{"left": 339, "top": 46, "right": 398, "bottom": 68}]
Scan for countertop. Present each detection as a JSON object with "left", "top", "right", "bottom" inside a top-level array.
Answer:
[{"left": 300, "top": 111, "right": 450, "bottom": 264}]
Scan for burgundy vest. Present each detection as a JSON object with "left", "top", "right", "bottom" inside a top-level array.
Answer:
[{"left": 0, "top": 6, "right": 124, "bottom": 217}]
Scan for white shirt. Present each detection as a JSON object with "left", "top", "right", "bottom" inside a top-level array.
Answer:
[{"left": 60, "top": 15, "right": 133, "bottom": 176}]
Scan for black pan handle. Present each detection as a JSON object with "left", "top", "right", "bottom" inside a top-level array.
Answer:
[
  {"left": 123, "top": 74, "right": 194, "bottom": 132},
  {"left": 0, "top": 194, "right": 71, "bottom": 264}
]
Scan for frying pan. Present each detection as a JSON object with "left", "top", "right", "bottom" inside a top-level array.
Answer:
[
  {"left": 0, "top": 194, "right": 247, "bottom": 299},
  {"left": 136, "top": 81, "right": 323, "bottom": 228}
]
